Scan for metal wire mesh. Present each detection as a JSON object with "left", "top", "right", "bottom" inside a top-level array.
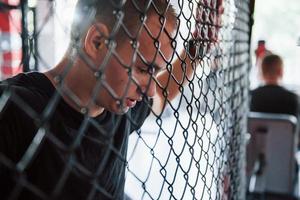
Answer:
[{"left": 0, "top": 0, "right": 251, "bottom": 199}]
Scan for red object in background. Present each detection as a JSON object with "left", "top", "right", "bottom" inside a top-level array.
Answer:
[
  {"left": 0, "top": 0, "right": 22, "bottom": 79},
  {"left": 254, "top": 40, "right": 272, "bottom": 67},
  {"left": 255, "top": 40, "right": 267, "bottom": 59}
]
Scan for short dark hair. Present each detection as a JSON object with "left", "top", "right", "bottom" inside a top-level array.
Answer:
[
  {"left": 70, "top": 0, "right": 177, "bottom": 43},
  {"left": 261, "top": 54, "right": 283, "bottom": 77}
]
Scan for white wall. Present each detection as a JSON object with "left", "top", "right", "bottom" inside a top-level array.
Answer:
[
  {"left": 37, "top": 0, "right": 77, "bottom": 71},
  {"left": 250, "top": 0, "right": 300, "bottom": 91}
]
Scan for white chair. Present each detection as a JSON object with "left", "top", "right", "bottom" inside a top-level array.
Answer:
[{"left": 246, "top": 112, "right": 298, "bottom": 197}]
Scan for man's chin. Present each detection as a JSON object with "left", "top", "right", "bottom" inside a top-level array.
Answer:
[
  {"left": 112, "top": 105, "right": 130, "bottom": 115},
  {"left": 105, "top": 101, "right": 133, "bottom": 115}
]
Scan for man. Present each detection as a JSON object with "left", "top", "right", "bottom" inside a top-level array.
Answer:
[
  {"left": 250, "top": 54, "right": 299, "bottom": 116},
  {"left": 0, "top": 0, "right": 191, "bottom": 199},
  {"left": 0, "top": 0, "right": 224, "bottom": 199}
]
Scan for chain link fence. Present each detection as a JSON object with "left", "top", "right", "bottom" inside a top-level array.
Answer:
[{"left": 0, "top": 0, "right": 251, "bottom": 199}]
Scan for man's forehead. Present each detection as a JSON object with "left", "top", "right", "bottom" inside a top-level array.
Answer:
[
  {"left": 113, "top": 14, "right": 175, "bottom": 66},
  {"left": 144, "top": 14, "right": 177, "bottom": 37},
  {"left": 137, "top": 33, "right": 173, "bottom": 66}
]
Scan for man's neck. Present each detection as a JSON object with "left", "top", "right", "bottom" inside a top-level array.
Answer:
[
  {"left": 44, "top": 58, "right": 105, "bottom": 117},
  {"left": 263, "top": 76, "right": 280, "bottom": 86},
  {"left": 264, "top": 80, "right": 279, "bottom": 86}
]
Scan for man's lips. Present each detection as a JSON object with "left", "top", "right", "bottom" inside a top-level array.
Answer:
[{"left": 126, "top": 98, "right": 137, "bottom": 108}]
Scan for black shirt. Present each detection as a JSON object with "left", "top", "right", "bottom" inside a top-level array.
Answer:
[
  {"left": 0, "top": 72, "right": 151, "bottom": 200},
  {"left": 250, "top": 85, "right": 299, "bottom": 116}
]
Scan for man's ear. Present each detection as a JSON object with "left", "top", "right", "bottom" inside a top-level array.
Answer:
[{"left": 84, "top": 23, "right": 109, "bottom": 59}]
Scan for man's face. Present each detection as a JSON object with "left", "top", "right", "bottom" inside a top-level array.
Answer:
[{"left": 94, "top": 15, "right": 174, "bottom": 114}]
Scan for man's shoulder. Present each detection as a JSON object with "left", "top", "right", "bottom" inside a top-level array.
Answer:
[
  {"left": 250, "top": 86, "right": 267, "bottom": 95},
  {"left": 127, "top": 98, "right": 152, "bottom": 131},
  {"left": 273, "top": 85, "right": 299, "bottom": 100},
  {"left": 251, "top": 85, "right": 296, "bottom": 96},
  {"left": 131, "top": 98, "right": 152, "bottom": 118},
  {"left": 0, "top": 72, "right": 52, "bottom": 115},
  {"left": 281, "top": 86, "right": 298, "bottom": 96}
]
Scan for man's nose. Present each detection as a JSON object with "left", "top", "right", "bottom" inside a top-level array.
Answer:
[{"left": 139, "top": 76, "right": 156, "bottom": 98}]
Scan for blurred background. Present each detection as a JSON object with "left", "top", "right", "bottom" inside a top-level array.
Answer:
[{"left": 250, "top": 0, "right": 300, "bottom": 91}]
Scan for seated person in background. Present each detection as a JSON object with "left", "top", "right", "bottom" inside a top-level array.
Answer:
[{"left": 250, "top": 54, "right": 299, "bottom": 117}]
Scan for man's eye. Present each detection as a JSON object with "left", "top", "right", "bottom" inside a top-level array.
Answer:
[
  {"left": 137, "top": 66, "right": 155, "bottom": 75},
  {"left": 138, "top": 67, "right": 149, "bottom": 74},
  {"left": 136, "top": 65, "right": 159, "bottom": 76}
]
